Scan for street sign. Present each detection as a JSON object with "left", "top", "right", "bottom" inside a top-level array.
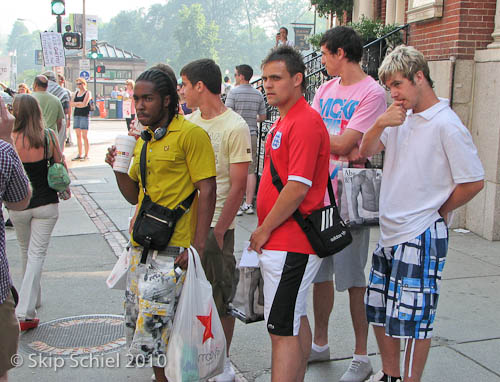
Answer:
[
  {"left": 79, "top": 59, "right": 90, "bottom": 70},
  {"left": 294, "top": 27, "right": 312, "bottom": 51},
  {"left": 80, "top": 70, "right": 90, "bottom": 81}
]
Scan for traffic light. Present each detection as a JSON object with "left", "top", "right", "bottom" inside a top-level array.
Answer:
[
  {"left": 96, "top": 65, "right": 106, "bottom": 74},
  {"left": 90, "top": 39, "right": 98, "bottom": 59},
  {"left": 51, "top": 0, "right": 65, "bottom": 15}
]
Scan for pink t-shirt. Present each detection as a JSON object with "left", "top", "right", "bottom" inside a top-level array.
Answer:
[{"left": 312, "top": 76, "right": 386, "bottom": 204}]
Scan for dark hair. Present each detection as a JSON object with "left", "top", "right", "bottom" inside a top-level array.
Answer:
[
  {"left": 34, "top": 75, "right": 48, "bottom": 89},
  {"left": 261, "top": 45, "right": 306, "bottom": 92},
  {"left": 150, "top": 63, "right": 177, "bottom": 90},
  {"left": 136, "top": 68, "right": 179, "bottom": 125},
  {"left": 236, "top": 64, "right": 253, "bottom": 81},
  {"left": 280, "top": 26, "right": 288, "bottom": 36},
  {"left": 320, "top": 26, "right": 363, "bottom": 63},
  {"left": 224, "top": 76, "right": 230, "bottom": 83},
  {"left": 180, "top": 59, "right": 222, "bottom": 95}
]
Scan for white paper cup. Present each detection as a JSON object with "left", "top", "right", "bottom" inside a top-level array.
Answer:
[{"left": 113, "top": 135, "right": 137, "bottom": 173}]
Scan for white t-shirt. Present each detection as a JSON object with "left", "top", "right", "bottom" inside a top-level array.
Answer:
[
  {"left": 379, "top": 99, "right": 484, "bottom": 247},
  {"left": 187, "top": 108, "right": 252, "bottom": 229}
]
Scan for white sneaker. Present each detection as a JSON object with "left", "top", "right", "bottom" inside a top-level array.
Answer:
[
  {"left": 236, "top": 207, "right": 243, "bottom": 216},
  {"left": 365, "top": 370, "right": 401, "bottom": 382},
  {"left": 340, "top": 358, "right": 372, "bottom": 382},
  {"left": 308, "top": 346, "right": 330, "bottom": 363},
  {"left": 239, "top": 202, "right": 254, "bottom": 215},
  {"left": 209, "top": 359, "right": 235, "bottom": 382}
]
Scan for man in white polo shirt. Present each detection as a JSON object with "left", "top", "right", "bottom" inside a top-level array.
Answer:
[{"left": 360, "top": 45, "right": 484, "bottom": 382}]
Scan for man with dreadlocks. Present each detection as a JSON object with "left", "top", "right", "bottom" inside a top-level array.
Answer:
[{"left": 105, "top": 67, "right": 217, "bottom": 382}]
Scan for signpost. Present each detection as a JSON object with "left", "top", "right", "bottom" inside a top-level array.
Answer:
[
  {"left": 293, "top": 26, "right": 312, "bottom": 51},
  {"left": 79, "top": 59, "right": 91, "bottom": 71}
]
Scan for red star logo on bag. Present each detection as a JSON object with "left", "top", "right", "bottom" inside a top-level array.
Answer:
[{"left": 197, "top": 308, "right": 214, "bottom": 344}]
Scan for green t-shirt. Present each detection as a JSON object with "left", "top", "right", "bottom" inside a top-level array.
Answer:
[{"left": 32, "top": 91, "right": 64, "bottom": 132}]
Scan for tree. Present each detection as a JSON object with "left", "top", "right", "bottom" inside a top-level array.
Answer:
[
  {"left": 6, "top": 21, "right": 40, "bottom": 75},
  {"left": 173, "top": 4, "right": 219, "bottom": 68},
  {"left": 310, "top": 0, "right": 353, "bottom": 19}
]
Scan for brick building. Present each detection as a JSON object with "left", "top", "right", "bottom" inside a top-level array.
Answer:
[{"left": 350, "top": 0, "right": 500, "bottom": 240}]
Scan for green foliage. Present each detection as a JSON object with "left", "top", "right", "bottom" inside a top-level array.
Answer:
[
  {"left": 6, "top": 21, "right": 40, "bottom": 75},
  {"left": 308, "top": 33, "right": 323, "bottom": 51},
  {"left": 174, "top": 4, "right": 219, "bottom": 67},
  {"left": 310, "top": 0, "right": 353, "bottom": 18},
  {"left": 349, "top": 16, "right": 403, "bottom": 45}
]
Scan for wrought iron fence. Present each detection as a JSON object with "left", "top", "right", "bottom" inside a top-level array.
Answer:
[{"left": 251, "top": 24, "right": 409, "bottom": 174}]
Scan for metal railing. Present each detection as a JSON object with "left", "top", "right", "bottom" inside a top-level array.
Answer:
[{"left": 251, "top": 24, "right": 409, "bottom": 174}]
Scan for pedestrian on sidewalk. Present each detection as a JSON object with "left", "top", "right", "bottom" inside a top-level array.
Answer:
[
  {"left": 70, "top": 77, "right": 92, "bottom": 161},
  {"left": 0, "top": 96, "right": 32, "bottom": 382},
  {"left": 105, "top": 67, "right": 216, "bottom": 382},
  {"left": 249, "top": 45, "right": 329, "bottom": 382},
  {"left": 9, "top": 94, "right": 68, "bottom": 331},
  {"left": 181, "top": 58, "right": 252, "bottom": 382},
  {"left": 308, "top": 26, "right": 387, "bottom": 382},
  {"left": 225, "top": 64, "right": 267, "bottom": 217},
  {"left": 360, "top": 45, "right": 485, "bottom": 382}
]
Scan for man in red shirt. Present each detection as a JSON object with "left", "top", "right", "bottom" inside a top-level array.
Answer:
[{"left": 249, "top": 45, "right": 330, "bottom": 382}]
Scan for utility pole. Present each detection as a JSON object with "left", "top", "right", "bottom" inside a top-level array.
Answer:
[{"left": 82, "top": 0, "right": 86, "bottom": 59}]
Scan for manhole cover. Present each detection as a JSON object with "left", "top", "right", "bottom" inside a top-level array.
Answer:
[{"left": 19, "top": 314, "right": 126, "bottom": 357}]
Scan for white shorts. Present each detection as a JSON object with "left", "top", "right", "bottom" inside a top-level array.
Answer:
[{"left": 259, "top": 250, "right": 322, "bottom": 336}]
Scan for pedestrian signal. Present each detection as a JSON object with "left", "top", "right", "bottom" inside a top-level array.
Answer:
[
  {"left": 96, "top": 65, "right": 106, "bottom": 74},
  {"left": 62, "top": 32, "right": 82, "bottom": 49}
]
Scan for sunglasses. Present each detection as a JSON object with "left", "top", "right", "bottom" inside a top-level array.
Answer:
[{"left": 76, "top": 82, "right": 82, "bottom": 85}]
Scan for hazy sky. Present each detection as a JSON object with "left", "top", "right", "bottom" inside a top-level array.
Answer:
[{"left": 2, "top": 0, "right": 163, "bottom": 36}]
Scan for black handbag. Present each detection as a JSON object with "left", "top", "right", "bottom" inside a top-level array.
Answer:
[
  {"left": 132, "top": 140, "right": 196, "bottom": 264},
  {"left": 269, "top": 157, "right": 352, "bottom": 258}
]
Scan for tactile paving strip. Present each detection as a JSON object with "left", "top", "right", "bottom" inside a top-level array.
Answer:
[{"left": 19, "top": 314, "right": 126, "bottom": 357}]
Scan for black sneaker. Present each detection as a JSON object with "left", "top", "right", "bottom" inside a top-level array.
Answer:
[{"left": 5, "top": 219, "right": 13, "bottom": 227}]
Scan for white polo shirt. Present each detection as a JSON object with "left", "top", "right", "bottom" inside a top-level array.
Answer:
[{"left": 378, "top": 99, "right": 484, "bottom": 247}]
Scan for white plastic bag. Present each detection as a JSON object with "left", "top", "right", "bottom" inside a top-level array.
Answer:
[
  {"left": 165, "top": 247, "right": 226, "bottom": 382},
  {"left": 106, "top": 243, "right": 131, "bottom": 290}
]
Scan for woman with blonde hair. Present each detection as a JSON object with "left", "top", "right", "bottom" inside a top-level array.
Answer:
[
  {"left": 70, "top": 77, "right": 91, "bottom": 160},
  {"left": 9, "top": 94, "right": 69, "bottom": 331}
]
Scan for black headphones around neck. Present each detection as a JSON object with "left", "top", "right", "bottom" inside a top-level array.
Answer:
[{"left": 141, "top": 126, "right": 167, "bottom": 142}]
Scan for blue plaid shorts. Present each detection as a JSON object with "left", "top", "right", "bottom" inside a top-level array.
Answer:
[{"left": 365, "top": 218, "right": 448, "bottom": 339}]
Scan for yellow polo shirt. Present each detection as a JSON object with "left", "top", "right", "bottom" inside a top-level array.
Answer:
[{"left": 128, "top": 114, "right": 216, "bottom": 248}]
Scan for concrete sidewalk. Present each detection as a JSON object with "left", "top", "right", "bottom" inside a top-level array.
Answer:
[{"left": 5, "top": 163, "right": 500, "bottom": 381}]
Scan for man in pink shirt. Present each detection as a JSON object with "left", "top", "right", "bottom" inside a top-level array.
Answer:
[{"left": 309, "top": 27, "right": 387, "bottom": 382}]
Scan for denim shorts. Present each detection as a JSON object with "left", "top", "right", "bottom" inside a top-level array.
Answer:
[
  {"left": 365, "top": 218, "right": 448, "bottom": 339},
  {"left": 73, "top": 115, "right": 89, "bottom": 130}
]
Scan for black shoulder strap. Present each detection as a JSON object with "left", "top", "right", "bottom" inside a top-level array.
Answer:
[
  {"left": 139, "top": 140, "right": 148, "bottom": 194},
  {"left": 139, "top": 139, "right": 197, "bottom": 212},
  {"left": 269, "top": 155, "right": 337, "bottom": 230},
  {"left": 44, "top": 129, "right": 50, "bottom": 165}
]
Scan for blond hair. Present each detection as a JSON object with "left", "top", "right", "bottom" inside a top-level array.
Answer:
[
  {"left": 378, "top": 45, "right": 434, "bottom": 88},
  {"left": 77, "top": 77, "right": 88, "bottom": 88}
]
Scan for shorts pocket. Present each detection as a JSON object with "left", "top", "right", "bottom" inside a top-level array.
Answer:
[{"left": 398, "top": 277, "right": 437, "bottom": 322}]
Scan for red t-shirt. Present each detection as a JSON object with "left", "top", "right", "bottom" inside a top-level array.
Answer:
[{"left": 256, "top": 97, "right": 330, "bottom": 254}]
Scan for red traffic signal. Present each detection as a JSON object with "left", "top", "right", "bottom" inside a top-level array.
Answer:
[{"left": 96, "top": 65, "right": 106, "bottom": 74}]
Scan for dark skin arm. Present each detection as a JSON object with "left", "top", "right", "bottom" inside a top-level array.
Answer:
[
  {"left": 105, "top": 145, "right": 139, "bottom": 205},
  {"left": 174, "top": 176, "right": 217, "bottom": 269}
]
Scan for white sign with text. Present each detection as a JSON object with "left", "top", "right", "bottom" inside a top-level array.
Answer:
[{"left": 40, "top": 32, "right": 66, "bottom": 67}]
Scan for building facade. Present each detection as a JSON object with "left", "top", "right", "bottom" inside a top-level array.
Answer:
[{"left": 351, "top": 0, "right": 500, "bottom": 240}]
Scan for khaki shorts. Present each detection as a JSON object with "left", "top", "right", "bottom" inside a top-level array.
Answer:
[
  {"left": 248, "top": 134, "right": 258, "bottom": 174},
  {"left": 202, "top": 228, "right": 236, "bottom": 317},
  {"left": 0, "top": 290, "right": 19, "bottom": 375}
]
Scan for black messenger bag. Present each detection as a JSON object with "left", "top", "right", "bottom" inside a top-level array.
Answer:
[
  {"left": 269, "top": 157, "right": 352, "bottom": 258},
  {"left": 132, "top": 141, "right": 196, "bottom": 264}
]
